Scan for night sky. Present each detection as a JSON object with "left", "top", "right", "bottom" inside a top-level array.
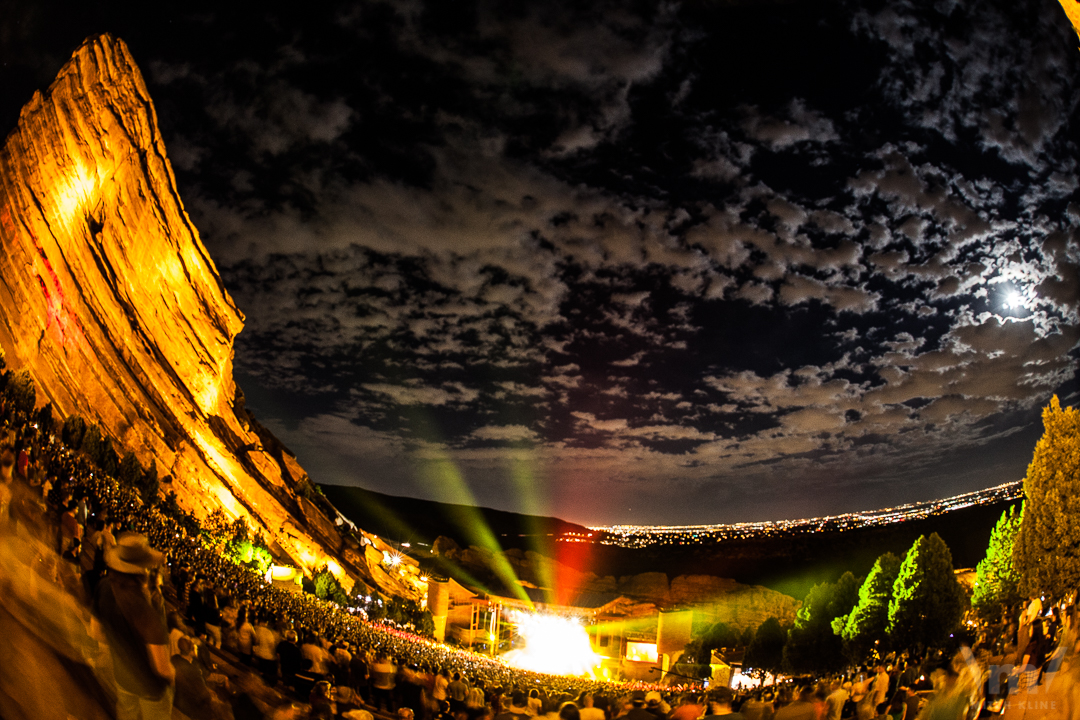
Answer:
[{"left": 2, "top": 0, "right": 1078, "bottom": 526}]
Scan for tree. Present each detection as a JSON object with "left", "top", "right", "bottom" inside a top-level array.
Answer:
[
  {"left": 139, "top": 459, "right": 160, "bottom": 507},
  {"left": 684, "top": 621, "right": 742, "bottom": 665},
  {"left": 841, "top": 552, "right": 902, "bottom": 662},
  {"left": 313, "top": 564, "right": 349, "bottom": 605},
  {"left": 416, "top": 610, "right": 436, "bottom": 638},
  {"left": 745, "top": 617, "right": 786, "bottom": 680},
  {"left": 704, "top": 621, "right": 741, "bottom": 653},
  {"left": 972, "top": 504, "right": 1024, "bottom": 619},
  {"left": 159, "top": 491, "right": 200, "bottom": 537},
  {"left": 784, "top": 575, "right": 855, "bottom": 674},
  {"left": 62, "top": 415, "right": 87, "bottom": 449},
  {"left": 118, "top": 451, "right": 143, "bottom": 488},
  {"left": 1013, "top": 396, "right": 1080, "bottom": 602},
  {"left": 8, "top": 369, "right": 35, "bottom": 415},
  {"left": 34, "top": 402, "right": 54, "bottom": 433},
  {"left": 829, "top": 571, "right": 861, "bottom": 629},
  {"left": 80, "top": 424, "right": 106, "bottom": 465},
  {"left": 887, "top": 533, "right": 965, "bottom": 655},
  {"left": 119, "top": 452, "right": 161, "bottom": 508},
  {"left": 80, "top": 423, "right": 119, "bottom": 475}
]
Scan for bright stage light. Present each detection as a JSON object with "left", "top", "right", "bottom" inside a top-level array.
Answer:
[{"left": 502, "top": 611, "right": 601, "bottom": 677}]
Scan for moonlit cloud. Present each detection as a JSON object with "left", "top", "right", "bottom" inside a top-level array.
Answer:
[{"left": 14, "top": 0, "right": 1070, "bottom": 525}]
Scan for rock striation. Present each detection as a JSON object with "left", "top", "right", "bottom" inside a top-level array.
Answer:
[{"left": 0, "top": 34, "right": 359, "bottom": 584}]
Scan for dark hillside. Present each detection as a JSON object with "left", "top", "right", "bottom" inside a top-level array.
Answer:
[{"left": 321, "top": 483, "right": 1018, "bottom": 600}]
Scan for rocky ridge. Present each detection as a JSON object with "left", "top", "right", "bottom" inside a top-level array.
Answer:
[{"left": 0, "top": 34, "right": 366, "bottom": 587}]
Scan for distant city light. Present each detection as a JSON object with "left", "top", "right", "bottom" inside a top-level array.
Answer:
[{"left": 587, "top": 481, "right": 1022, "bottom": 549}]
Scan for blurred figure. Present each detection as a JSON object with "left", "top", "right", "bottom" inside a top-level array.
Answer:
[
  {"left": 1019, "top": 619, "right": 1051, "bottom": 690},
  {"left": 1050, "top": 635, "right": 1080, "bottom": 720},
  {"left": 855, "top": 691, "right": 876, "bottom": 720},
  {"left": 528, "top": 688, "right": 543, "bottom": 716},
  {"left": 741, "top": 692, "right": 775, "bottom": 720},
  {"left": 93, "top": 533, "right": 174, "bottom": 720},
  {"left": 302, "top": 631, "right": 333, "bottom": 681},
  {"left": 645, "top": 691, "right": 670, "bottom": 719},
  {"left": 277, "top": 628, "right": 304, "bottom": 689},
  {"left": 873, "top": 666, "right": 891, "bottom": 711},
  {"left": 253, "top": 612, "right": 280, "bottom": 685},
  {"left": 579, "top": 693, "right": 609, "bottom": 720},
  {"left": 447, "top": 671, "right": 468, "bottom": 713},
  {"left": 310, "top": 679, "right": 336, "bottom": 719},
  {"left": 825, "top": 680, "right": 848, "bottom": 720},
  {"left": 703, "top": 688, "right": 744, "bottom": 720},
  {"left": 350, "top": 646, "right": 370, "bottom": 703},
  {"left": 202, "top": 588, "right": 223, "bottom": 647},
  {"left": 58, "top": 499, "right": 80, "bottom": 554},
  {"left": 80, "top": 517, "right": 108, "bottom": 597},
  {"left": 370, "top": 653, "right": 398, "bottom": 712},
  {"left": 774, "top": 687, "right": 816, "bottom": 720},
  {"left": 495, "top": 689, "right": 532, "bottom": 720},
  {"left": 172, "top": 635, "right": 214, "bottom": 718},
  {"left": 918, "top": 661, "right": 967, "bottom": 720},
  {"left": 0, "top": 447, "right": 13, "bottom": 529},
  {"left": 237, "top": 605, "right": 256, "bottom": 665},
  {"left": 433, "top": 669, "right": 450, "bottom": 706},
  {"left": 883, "top": 691, "right": 907, "bottom": 720}
]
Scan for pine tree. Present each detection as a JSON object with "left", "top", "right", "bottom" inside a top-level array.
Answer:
[
  {"left": 841, "top": 552, "right": 902, "bottom": 661},
  {"left": 887, "top": 533, "right": 965, "bottom": 655},
  {"left": 972, "top": 504, "right": 1023, "bottom": 619},
  {"left": 9, "top": 369, "right": 35, "bottom": 415},
  {"left": 62, "top": 415, "right": 87, "bottom": 448},
  {"left": 139, "top": 459, "right": 160, "bottom": 506},
  {"left": 118, "top": 451, "right": 143, "bottom": 488},
  {"left": 1013, "top": 396, "right": 1080, "bottom": 602},
  {"left": 745, "top": 617, "right": 786, "bottom": 679},
  {"left": 830, "top": 571, "right": 861, "bottom": 628},
  {"left": 784, "top": 577, "right": 852, "bottom": 673}
]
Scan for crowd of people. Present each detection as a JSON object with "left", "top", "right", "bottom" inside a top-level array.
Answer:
[
  {"left": 0, "top": 390, "right": 694, "bottom": 719},
  {"left": 2, "top": 380, "right": 1080, "bottom": 720}
]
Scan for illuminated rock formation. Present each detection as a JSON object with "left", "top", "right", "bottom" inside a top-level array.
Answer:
[
  {"left": 0, "top": 34, "right": 362, "bottom": 585},
  {"left": 1060, "top": 0, "right": 1080, "bottom": 44}
]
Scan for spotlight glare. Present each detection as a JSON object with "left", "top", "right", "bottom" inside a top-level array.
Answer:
[{"left": 501, "top": 610, "right": 601, "bottom": 677}]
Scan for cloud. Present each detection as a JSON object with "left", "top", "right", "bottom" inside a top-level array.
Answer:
[
  {"left": 130, "top": 0, "right": 1080, "bottom": 524},
  {"left": 470, "top": 425, "right": 540, "bottom": 442},
  {"left": 742, "top": 100, "right": 839, "bottom": 150},
  {"left": 362, "top": 382, "right": 480, "bottom": 406}
]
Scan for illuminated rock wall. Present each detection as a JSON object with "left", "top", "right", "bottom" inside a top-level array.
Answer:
[
  {"left": 1060, "top": 0, "right": 1080, "bottom": 44},
  {"left": 0, "top": 34, "right": 354, "bottom": 582}
]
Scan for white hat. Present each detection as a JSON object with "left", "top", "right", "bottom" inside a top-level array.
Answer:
[{"left": 105, "top": 533, "right": 163, "bottom": 574}]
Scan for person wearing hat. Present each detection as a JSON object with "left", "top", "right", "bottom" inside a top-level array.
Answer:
[
  {"left": 93, "top": 533, "right": 174, "bottom": 720},
  {"left": 622, "top": 691, "right": 657, "bottom": 720},
  {"left": 645, "top": 691, "right": 670, "bottom": 719}
]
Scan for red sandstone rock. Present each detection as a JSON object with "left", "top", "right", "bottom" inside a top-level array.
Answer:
[{"left": 0, "top": 34, "right": 372, "bottom": 591}]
